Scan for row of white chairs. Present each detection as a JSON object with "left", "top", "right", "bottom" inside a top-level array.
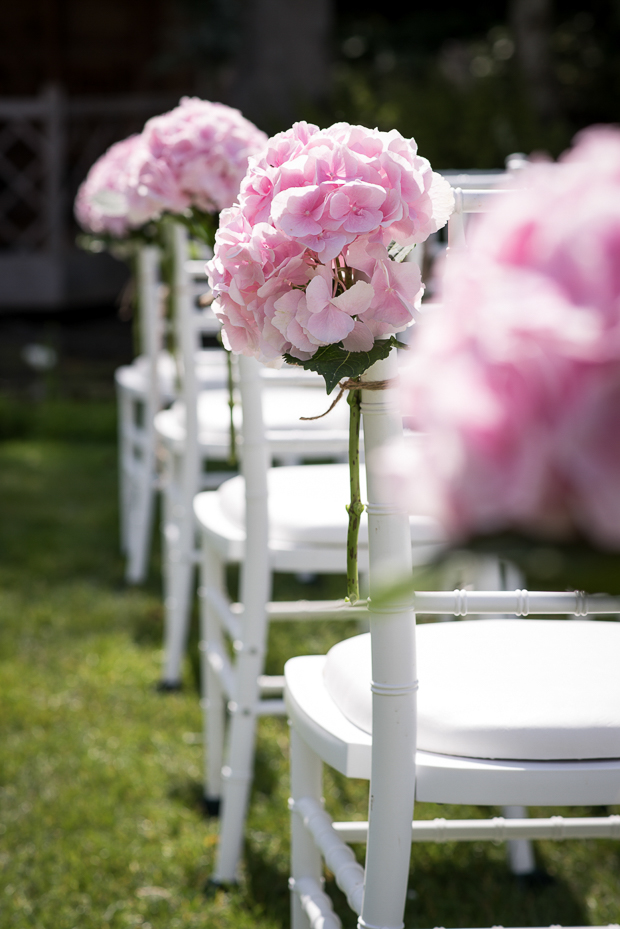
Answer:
[
  {"left": 115, "top": 158, "right": 527, "bottom": 594},
  {"left": 116, "top": 171, "right": 531, "bottom": 882},
  {"left": 192, "top": 183, "right": 544, "bottom": 891},
  {"left": 114, "top": 162, "right": 620, "bottom": 928},
  {"left": 194, "top": 342, "right": 620, "bottom": 927}
]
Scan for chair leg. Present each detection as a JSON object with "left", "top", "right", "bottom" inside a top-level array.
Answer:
[
  {"left": 360, "top": 611, "right": 417, "bottom": 929},
  {"left": 125, "top": 440, "right": 156, "bottom": 585},
  {"left": 200, "top": 548, "right": 226, "bottom": 812},
  {"left": 162, "top": 559, "right": 194, "bottom": 687},
  {"left": 503, "top": 805, "right": 537, "bottom": 876},
  {"left": 160, "top": 453, "right": 195, "bottom": 687},
  {"left": 117, "top": 387, "right": 133, "bottom": 555},
  {"left": 290, "top": 727, "right": 325, "bottom": 929},
  {"left": 212, "top": 661, "right": 261, "bottom": 883}
]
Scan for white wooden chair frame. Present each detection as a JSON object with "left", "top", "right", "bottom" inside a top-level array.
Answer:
[
  {"left": 285, "top": 359, "right": 620, "bottom": 929},
  {"left": 192, "top": 184, "right": 535, "bottom": 885},
  {"left": 158, "top": 223, "right": 230, "bottom": 687},
  {"left": 158, "top": 225, "right": 356, "bottom": 689},
  {"left": 193, "top": 350, "right": 447, "bottom": 885},
  {"left": 116, "top": 244, "right": 168, "bottom": 584}
]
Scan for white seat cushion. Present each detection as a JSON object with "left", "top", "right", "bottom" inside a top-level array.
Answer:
[
  {"left": 155, "top": 386, "right": 350, "bottom": 449},
  {"left": 323, "top": 620, "right": 620, "bottom": 761},
  {"left": 115, "top": 352, "right": 177, "bottom": 400},
  {"left": 116, "top": 350, "right": 228, "bottom": 402},
  {"left": 213, "top": 464, "right": 444, "bottom": 551}
]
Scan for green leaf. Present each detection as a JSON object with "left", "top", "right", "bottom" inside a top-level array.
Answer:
[
  {"left": 284, "top": 336, "right": 402, "bottom": 394},
  {"left": 387, "top": 240, "right": 417, "bottom": 263}
]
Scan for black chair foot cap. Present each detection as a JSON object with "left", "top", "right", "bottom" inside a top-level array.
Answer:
[
  {"left": 156, "top": 680, "right": 183, "bottom": 693},
  {"left": 517, "top": 868, "right": 556, "bottom": 889},
  {"left": 202, "top": 796, "right": 221, "bottom": 818},
  {"left": 204, "top": 878, "right": 235, "bottom": 897}
]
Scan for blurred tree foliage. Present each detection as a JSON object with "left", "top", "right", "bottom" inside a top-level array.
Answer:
[
  {"left": 326, "top": 0, "right": 620, "bottom": 167},
  {"left": 168, "top": 0, "right": 620, "bottom": 168}
]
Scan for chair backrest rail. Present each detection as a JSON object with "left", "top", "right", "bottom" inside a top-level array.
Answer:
[
  {"left": 453, "top": 187, "right": 514, "bottom": 214},
  {"left": 412, "top": 589, "right": 620, "bottom": 616},
  {"left": 293, "top": 796, "right": 365, "bottom": 915},
  {"left": 333, "top": 814, "right": 620, "bottom": 844},
  {"left": 448, "top": 186, "right": 515, "bottom": 250}
]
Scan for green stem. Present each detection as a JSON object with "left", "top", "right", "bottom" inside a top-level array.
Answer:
[
  {"left": 346, "top": 382, "right": 364, "bottom": 603},
  {"left": 160, "top": 220, "right": 175, "bottom": 356},
  {"left": 129, "top": 252, "right": 140, "bottom": 358},
  {"left": 226, "top": 349, "right": 238, "bottom": 469}
]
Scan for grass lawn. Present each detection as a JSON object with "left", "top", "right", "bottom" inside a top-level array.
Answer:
[{"left": 0, "top": 405, "right": 619, "bottom": 928}]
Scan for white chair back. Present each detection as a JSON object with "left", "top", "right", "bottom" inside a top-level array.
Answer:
[
  {"left": 447, "top": 186, "right": 511, "bottom": 250},
  {"left": 117, "top": 243, "right": 166, "bottom": 582}
]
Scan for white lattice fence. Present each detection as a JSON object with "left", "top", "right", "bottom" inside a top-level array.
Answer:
[
  {"left": 0, "top": 87, "right": 175, "bottom": 307},
  {"left": 0, "top": 86, "right": 62, "bottom": 255}
]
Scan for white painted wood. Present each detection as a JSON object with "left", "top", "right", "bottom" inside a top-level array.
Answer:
[
  {"left": 212, "top": 354, "right": 271, "bottom": 882},
  {"left": 293, "top": 797, "right": 365, "bottom": 914},
  {"left": 333, "top": 815, "right": 620, "bottom": 843},
  {"left": 285, "top": 595, "right": 620, "bottom": 926},
  {"left": 159, "top": 228, "right": 359, "bottom": 688},
  {"left": 120, "top": 245, "right": 164, "bottom": 583},
  {"left": 358, "top": 350, "right": 417, "bottom": 929},
  {"left": 161, "top": 224, "right": 203, "bottom": 684},
  {"left": 284, "top": 171, "right": 620, "bottom": 929},
  {"left": 290, "top": 729, "right": 330, "bottom": 929},
  {"left": 504, "top": 803, "right": 536, "bottom": 876},
  {"left": 195, "top": 348, "right": 448, "bottom": 885},
  {"left": 286, "top": 646, "right": 620, "bottom": 803},
  {"left": 412, "top": 589, "right": 620, "bottom": 614},
  {"left": 201, "top": 547, "right": 226, "bottom": 806}
]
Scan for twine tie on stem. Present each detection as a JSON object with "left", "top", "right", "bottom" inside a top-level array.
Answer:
[{"left": 299, "top": 378, "right": 395, "bottom": 422}]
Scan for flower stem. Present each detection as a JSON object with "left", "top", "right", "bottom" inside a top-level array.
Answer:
[
  {"left": 346, "top": 381, "right": 364, "bottom": 602},
  {"left": 226, "top": 349, "right": 238, "bottom": 468}
]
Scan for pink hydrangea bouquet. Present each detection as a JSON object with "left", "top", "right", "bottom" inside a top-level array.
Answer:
[
  {"left": 142, "top": 97, "right": 268, "bottom": 216},
  {"left": 208, "top": 120, "right": 453, "bottom": 598},
  {"left": 74, "top": 134, "right": 151, "bottom": 238},
  {"left": 387, "top": 127, "right": 620, "bottom": 560},
  {"left": 209, "top": 121, "right": 453, "bottom": 378},
  {"left": 75, "top": 98, "right": 268, "bottom": 245}
]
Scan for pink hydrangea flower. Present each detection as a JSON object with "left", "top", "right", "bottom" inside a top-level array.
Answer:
[
  {"left": 74, "top": 135, "right": 145, "bottom": 237},
  {"left": 389, "top": 126, "right": 620, "bottom": 550},
  {"left": 142, "top": 97, "right": 268, "bottom": 213},
  {"left": 208, "top": 121, "right": 453, "bottom": 364},
  {"left": 75, "top": 98, "right": 267, "bottom": 237}
]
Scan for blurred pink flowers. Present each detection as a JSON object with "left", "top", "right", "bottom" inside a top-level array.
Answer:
[
  {"left": 75, "top": 98, "right": 267, "bottom": 236},
  {"left": 390, "top": 127, "right": 620, "bottom": 549},
  {"left": 74, "top": 134, "right": 145, "bottom": 237},
  {"left": 208, "top": 121, "right": 453, "bottom": 363},
  {"left": 142, "top": 97, "right": 267, "bottom": 213}
]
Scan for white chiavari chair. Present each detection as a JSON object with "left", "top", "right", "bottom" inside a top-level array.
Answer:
[
  {"left": 192, "top": 350, "right": 444, "bottom": 884},
  {"left": 156, "top": 224, "right": 354, "bottom": 690},
  {"left": 284, "top": 347, "right": 620, "bottom": 929}
]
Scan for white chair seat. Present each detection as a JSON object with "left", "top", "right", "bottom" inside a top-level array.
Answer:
[
  {"left": 155, "top": 387, "right": 351, "bottom": 454},
  {"left": 115, "top": 352, "right": 177, "bottom": 401},
  {"left": 193, "top": 464, "right": 444, "bottom": 565},
  {"left": 324, "top": 620, "right": 620, "bottom": 761},
  {"left": 115, "top": 349, "right": 228, "bottom": 402}
]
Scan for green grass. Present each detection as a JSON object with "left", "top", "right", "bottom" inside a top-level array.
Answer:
[{"left": 0, "top": 426, "right": 619, "bottom": 928}]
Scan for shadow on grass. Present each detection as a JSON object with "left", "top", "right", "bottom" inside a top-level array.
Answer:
[
  {"left": 168, "top": 777, "right": 206, "bottom": 817},
  {"left": 321, "top": 848, "right": 589, "bottom": 929},
  {"left": 405, "top": 850, "right": 588, "bottom": 928},
  {"left": 132, "top": 601, "right": 164, "bottom": 646},
  {"left": 244, "top": 840, "right": 291, "bottom": 929}
]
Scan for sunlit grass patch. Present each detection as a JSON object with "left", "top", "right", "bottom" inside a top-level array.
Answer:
[{"left": 0, "top": 432, "right": 619, "bottom": 928}]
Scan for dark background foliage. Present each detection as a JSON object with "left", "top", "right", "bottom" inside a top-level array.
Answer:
[{"left": 1, "top": 0, "right": 618, "bottom": 166}]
